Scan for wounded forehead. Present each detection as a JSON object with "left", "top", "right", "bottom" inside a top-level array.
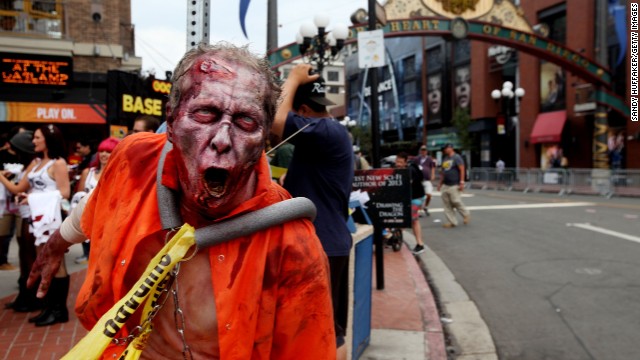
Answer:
[
  {"left": 180, "top": 54, "right": 270, "bottom": 100},
  {"left": 198, "top": 56, "right": 237, "bottom": 79}
]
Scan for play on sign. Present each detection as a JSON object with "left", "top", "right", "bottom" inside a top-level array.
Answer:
[
  {"left": 37, "top": 107, "right": 77, "bottom": 120},
  {"left": 0, "top": 101, "right": 106, "bottom": 124}
]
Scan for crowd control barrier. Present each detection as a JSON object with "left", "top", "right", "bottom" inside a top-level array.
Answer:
[{"left": 467, "top": 168, "right": 640, "bottom": 198}]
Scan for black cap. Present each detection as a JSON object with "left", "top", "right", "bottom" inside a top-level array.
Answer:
[
  {"left": 9, "top": 131, "right": 35, "bottom": 154},
  {"left": 441, "top": 143, "right": 454, "bottom": 151},
  {"left": 294, "top": 77, "right": 336, "bottom": 107}
]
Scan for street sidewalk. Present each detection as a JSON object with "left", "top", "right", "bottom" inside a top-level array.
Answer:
[
  {"left": 360, "top": 243, "right": 446, "bottom": 360},
  {"left": 0, "top": 243, "right": 447, "bottom": 360}
]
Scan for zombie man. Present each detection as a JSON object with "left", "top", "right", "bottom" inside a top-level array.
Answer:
[{"left": 28, "top": 43, "right": 336, "bottom": 359}]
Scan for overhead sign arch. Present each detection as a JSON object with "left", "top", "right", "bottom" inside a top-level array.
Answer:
[
  {"left": 268, "top": 17, "right": 610, "bottom": 86},
  {"left": 267, "top": 17, "right": 631, "bottom": 117}
]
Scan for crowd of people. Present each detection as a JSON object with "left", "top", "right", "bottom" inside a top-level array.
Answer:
[
  {"left": 0, "top": 42, "right": 471, "bottom": 358},
  {"left": 0, "top": 120, "right": 158, "bottom": 327}
]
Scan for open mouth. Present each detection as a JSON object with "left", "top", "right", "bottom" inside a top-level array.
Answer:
[{"left": 203, "top": 167, "right": 229, "bottom": 197}]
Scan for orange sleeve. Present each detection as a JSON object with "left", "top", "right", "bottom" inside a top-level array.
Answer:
[{"left": 271, "top": 219, "right": 337, "bottom": 359}]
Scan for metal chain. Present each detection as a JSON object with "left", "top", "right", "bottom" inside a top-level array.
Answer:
[
  {"left": 111, "top": 226, "right": 195, "bottom": 360},
  {"left": 171, "top": 263, "right": 194, "bottom": 360},
  {"left": 111, "top": 227, "right": 181, "bottom": 347},
  {"left": 111, "top": 274, "right": 175, "bottom": 346}
]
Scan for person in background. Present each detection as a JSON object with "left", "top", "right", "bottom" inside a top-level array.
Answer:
[
  {"left": 396, "top": 152, "right": 426, "bottom": 254},
  {"left": 132, "top": 114, "right": 161, "bottom": 133},
  {"left": 0, "top": 126, "right": 27, "bottom": 270},
  {"left": 438, "top": 143, "right": 470, "bottom": 228},
  {"left": 496, "top": 158, "right": 505, "bottom": 185},
  {"left": 1, "top": 131, "right": 36, "bottom": 307},
  {"left": 72, "top": 137, "right": 120, "bottom": 264},
  {"left": 0, "top": 124, "right": 71, "bottom": 326},
  {"left": 271, "top": 142, "right": 295, "bottom": 168},
  {"left": 413, "top": 145, "right": 436, "bottom": 216},
  {"left": 354, "top": 146, "right": 371, "bottom": 170},
  {"left": 272, "top": 63, "right": 353, "bottom": 360},
  {"left": 74, "top": 138, "right": 98, "bottom": 172}
]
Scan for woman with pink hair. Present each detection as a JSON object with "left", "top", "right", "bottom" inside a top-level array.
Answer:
[{"left": 73, "top": 137, "right": 120, "bottom": 264}]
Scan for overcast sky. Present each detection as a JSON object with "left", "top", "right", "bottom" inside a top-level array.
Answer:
[{"left": 131, "top": 0, "right": 364, "bottom": 77}]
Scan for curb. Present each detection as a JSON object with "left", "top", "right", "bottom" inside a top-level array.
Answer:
[
  {"left": 400, "top": 244, "right": 447, "bottom": 360},
  {"left": 403, "top": 231, "right": 499, "bottom": 360}
]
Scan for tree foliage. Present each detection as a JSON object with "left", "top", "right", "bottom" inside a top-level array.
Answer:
[{"left": 451, "top": 107, "right": 474, "bottom": 151}]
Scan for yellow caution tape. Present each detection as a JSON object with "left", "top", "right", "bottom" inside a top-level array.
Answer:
[
  {"left": 270, "top": 165, "right": 287, "bottom": 179},
  {"left": 62, "top": 224, "right": 196, "bottom": 360}
]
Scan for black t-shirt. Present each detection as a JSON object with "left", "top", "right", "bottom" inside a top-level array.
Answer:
[
  {"left": 409, "top": 162, "right": 425, "bottom": 200},
  {"left": 283, "top": 112, "right": 354, "bottom": 257}
]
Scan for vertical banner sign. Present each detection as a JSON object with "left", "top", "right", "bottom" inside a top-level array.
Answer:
[{"left": 352, "top": 168, "right": 411, "bottom": 228}]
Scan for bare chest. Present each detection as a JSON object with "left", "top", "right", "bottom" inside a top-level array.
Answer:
[{"left": 125, "top": 246, "right": 220, "bottom": 359}]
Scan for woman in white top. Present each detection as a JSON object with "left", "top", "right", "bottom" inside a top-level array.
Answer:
[
  {"left": 73, "top": 137, "right": 119, "bottom": 263},
  {"left": 0, "top": 124, "right": 70, "bottom": 327}
]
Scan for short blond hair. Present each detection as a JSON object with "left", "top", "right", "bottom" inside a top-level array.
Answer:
[{"left": 168, "top": 42, "right": 281, "bottom": 131}]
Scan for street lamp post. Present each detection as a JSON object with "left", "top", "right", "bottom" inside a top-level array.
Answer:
[
  {"left": 491, "top": 81, "right": 525, "bottom": 170},
  {"left": 296, "top": 15, "right": 349, "bottom": 75}
]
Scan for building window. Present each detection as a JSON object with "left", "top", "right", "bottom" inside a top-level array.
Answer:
[
  {"left": 328, "top": 86, "right": 340, "bottom": 94},
  {"left": 426, "top": 46, "right": 442, "bottom": 72},
  {"left": 539, "top": 4, "right": 566, "bottom": 44},
  {"left": 539, "top": 4, "right": 566, "bottom": 112},
  {"left": 327, "top": 70, "right": 340, "bottom": 82},
  {"left": 453, "top": 39, "right": 471, "bottom": 63},
  {"left": 403, "top": 56, "right": 415, "bottom": 79}
]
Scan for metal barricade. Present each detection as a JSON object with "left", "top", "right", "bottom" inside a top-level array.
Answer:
[
  {"left": 610, "top": 170, "right": 640, "bottom": 197},
  {"left": 485, "top": 169, "right": 515, "bottom": 191},
  {"left": 567, "top": 169, "right": 609, "bottom": 196},
  {"left": 469, "top": 168, "right": 490, "bottom": 190},
  {"left": 530, "top": 169, "right": 570, "bottom": 195},
  {"left": 463, "top": 167, "right": 640, "bottom": 198},
  {"left": 511, "top": 168, "right": 532, "bottom": 193}
]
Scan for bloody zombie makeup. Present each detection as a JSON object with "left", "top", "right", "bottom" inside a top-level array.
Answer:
[{"left": 167, "top": 54, "right": 270, "bottom": 219}]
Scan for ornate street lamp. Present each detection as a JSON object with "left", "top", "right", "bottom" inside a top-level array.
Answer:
[
  {"left": 491, "top": 81, "right": 525, "bottom": 169},
  {"left": 296, "top": 14, "right": 349, "bottom": 74}
]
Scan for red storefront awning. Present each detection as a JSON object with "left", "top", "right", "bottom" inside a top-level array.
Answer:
[{"left": 529, "top": 110, "right": 566, "bottom": 144}]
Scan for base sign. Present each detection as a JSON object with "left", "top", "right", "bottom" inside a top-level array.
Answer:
[{"left": 352, "top": 168, "right": 411, "bottom": 228}]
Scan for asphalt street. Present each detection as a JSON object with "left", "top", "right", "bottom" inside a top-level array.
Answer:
[{"left": 421, "top": 190, "right": 640, "bottom": 360}]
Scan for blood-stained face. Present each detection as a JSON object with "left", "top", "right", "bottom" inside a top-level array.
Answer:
[{"left": 167, "top": 54, "right": 269, "bottom": 219}]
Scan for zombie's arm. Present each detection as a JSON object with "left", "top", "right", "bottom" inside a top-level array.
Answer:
[{"left": 28, "top": 194, "right": 89, "bottom": 297}]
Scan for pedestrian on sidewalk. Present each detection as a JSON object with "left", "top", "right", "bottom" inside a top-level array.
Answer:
[
  {"left": 272, "top": 63, "right": 354, "bottom": 360},
  {"left": 413, "top": 145, "right": 436, "bottom": 216},
  {"left": 1, "top": 131, "right": 36, "bottom": 308},
  {"left": 396, "top": 152, "right": 426, "bottom": 254},
  {"left": 72, "top": 137, "right": 120, "bottom": 264},
  {"left": 496, "top": 158, "right": 505, "bottom": 186},
  {"left": 0, "top": 127, "right": 27, "bottom": 271},
  {"left": 0, "top": 125, "right": 71, "bottom": 326},
  {"left": 438, "top": 143, "right": 470, "bottom": 228}
]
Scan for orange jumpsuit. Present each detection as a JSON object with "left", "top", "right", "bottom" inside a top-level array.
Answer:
[{"left": 76, "top": 133, "right": 336, "bottom": 359}]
